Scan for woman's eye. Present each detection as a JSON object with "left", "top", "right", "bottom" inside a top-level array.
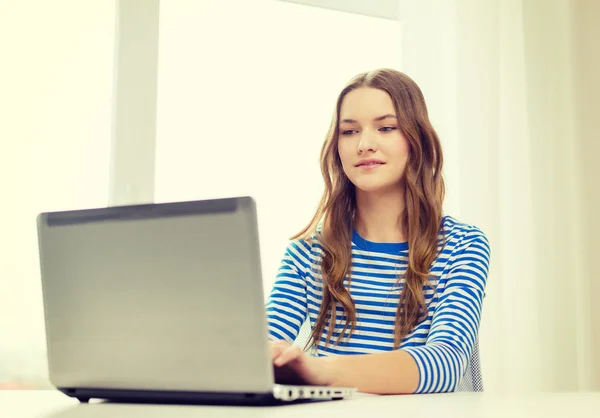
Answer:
[
  {"left": 379, "top": 126, "right": 397, "bottom": 132},
  {"left": 341, "top": 129, "right": 357, "bottom": 135}
]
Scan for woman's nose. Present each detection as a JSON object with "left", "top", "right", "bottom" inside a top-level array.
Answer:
[{"left": 357, "top": 131, "right": 377, "bottom": 153}]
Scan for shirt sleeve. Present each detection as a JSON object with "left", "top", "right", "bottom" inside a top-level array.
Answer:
[
  {"left": 402, "top": 228, "right": 491, "bottom": 393},
  {"left": 265, "top": 239, "right": 312, "bottom": 343}
]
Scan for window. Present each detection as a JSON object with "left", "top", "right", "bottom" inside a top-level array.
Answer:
[
  {"left": 0, "top": 1, "right": 115, "bottom": 387},
  {"left": 155, "top": 0, "right": 401, "bottom": 294},
  {"left": 1, "top": 0, "right": 400, "bottom": 387}
]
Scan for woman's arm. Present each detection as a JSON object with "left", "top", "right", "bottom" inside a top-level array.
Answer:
[
  {"left": 321, "top": 349, "right": 420, "bottom": 393},
  {"left": 265, "top": 240, "right": 312, "bottom": 342}
]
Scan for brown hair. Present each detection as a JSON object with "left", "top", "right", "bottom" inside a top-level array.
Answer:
[{"left": 293, "top": 68, "right": 445, "bottom": 349}]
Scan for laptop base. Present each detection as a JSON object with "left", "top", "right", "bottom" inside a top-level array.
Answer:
[{"left": 58, "top": 387, "right": 335, "bottom": 407}]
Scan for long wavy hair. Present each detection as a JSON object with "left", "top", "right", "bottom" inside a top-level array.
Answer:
[{"left": 293, "top": 69, "right": 445, "bottom": 349}]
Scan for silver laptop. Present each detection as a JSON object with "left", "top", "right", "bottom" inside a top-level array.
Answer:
[{"left": 36, "top": 196, "right": 355, "bottom": 405}]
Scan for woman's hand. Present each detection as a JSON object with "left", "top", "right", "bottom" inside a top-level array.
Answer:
[{"left": 269, "top": 340, "right": 334, "bottom": 386}]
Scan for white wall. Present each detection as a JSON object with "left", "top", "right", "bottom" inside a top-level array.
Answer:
[
  {"left": 0, "top": 0, "right": 115, "bottom": 386},
  {"left": 154, "top": 0, "right": 403, "bottom": 296}
]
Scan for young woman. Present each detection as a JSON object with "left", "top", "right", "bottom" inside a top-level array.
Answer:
[{"left": 266, "top": 69, "right": 490, "bottom": 394}]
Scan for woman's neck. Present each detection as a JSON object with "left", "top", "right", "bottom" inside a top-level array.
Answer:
[{"left": 354, "top": 188, "right": 407, "bottom": 243}]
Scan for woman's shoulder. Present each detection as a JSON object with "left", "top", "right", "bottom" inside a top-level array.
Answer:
[
  {"left": 439, "top": 215, "right": 491, "bottom": 289},
  {"left": 284, "top": 226, "right": 322, "bottom": 257},
  {"left": 280, "top": 228, "right": 323, "bottom": 275},
  {"left": 440, "top": 215, "right": 490, "bottom": 250}
]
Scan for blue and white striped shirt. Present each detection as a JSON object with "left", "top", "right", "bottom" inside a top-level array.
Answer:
[{"left": 266, "top": 216, "right": 491, "bottom": 393}]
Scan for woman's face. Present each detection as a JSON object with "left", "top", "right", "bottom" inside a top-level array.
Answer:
[{"left": 337, "top": 87, "right": 410, "bottom": 194}]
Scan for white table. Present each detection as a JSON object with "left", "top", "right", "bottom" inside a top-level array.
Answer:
[{"left": 2, "top": 390, "right": 600, "bottom": 418}]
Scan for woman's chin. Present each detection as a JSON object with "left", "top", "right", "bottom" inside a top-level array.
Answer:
[{"left": 353, "top": 181, "right": 399, "bottom": 194}]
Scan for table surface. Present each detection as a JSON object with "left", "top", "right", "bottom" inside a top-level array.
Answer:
[{"left": 2, "top": 390, "right": 600, "bottom": 418}]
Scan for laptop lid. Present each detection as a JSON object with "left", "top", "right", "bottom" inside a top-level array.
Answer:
[{"left": 37, "top": 196, "right": 274, "bottom": 394}]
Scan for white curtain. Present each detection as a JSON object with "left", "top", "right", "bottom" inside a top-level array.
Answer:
[{"left": 399, "top": 0, "right": 598, "bottom": 392}]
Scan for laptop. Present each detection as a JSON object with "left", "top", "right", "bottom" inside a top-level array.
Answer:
[{"left": 36, "top": 196, "right": 356, "bottom": 405}]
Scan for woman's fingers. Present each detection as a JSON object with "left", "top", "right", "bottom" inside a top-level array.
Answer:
[
  {"left": 269, "top": 340, "right": 290, "bottom": 361},
  {"left": 273, "top": 345, "right": 303, "bottom": 367},
  {"left": 269, "top": 340, "right": 304, "bottom": 367}
]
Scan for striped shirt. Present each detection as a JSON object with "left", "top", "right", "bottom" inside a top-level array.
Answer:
[{"left": 265, "top": 216, "right": 491, "bottom": 393}]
